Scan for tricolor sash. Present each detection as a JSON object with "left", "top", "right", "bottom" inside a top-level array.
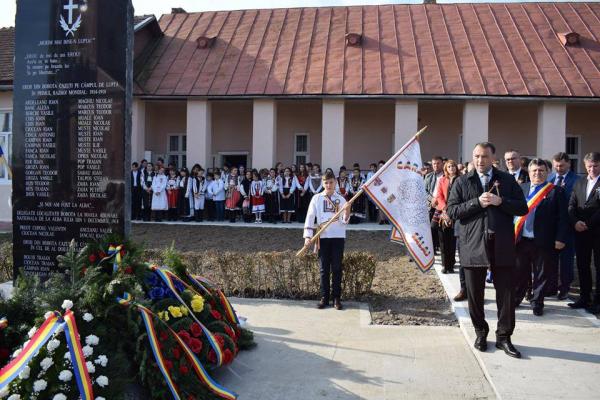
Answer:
[
  {"left": 514, "top": 182, "right": 554, "bottom": 240},
  {"left": 63, "top": 310, "right": 95, "bottom": 400}
]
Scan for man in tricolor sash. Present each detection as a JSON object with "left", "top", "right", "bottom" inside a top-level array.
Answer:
[
  {"left": 514, "top": 158, "right": 568, "bottom": 316},
  {"left": 303, "top": 171, "right": 351, "bottom": 310},
  {"left": 447, "top": 142, "right": 528, "bottom": 358}
]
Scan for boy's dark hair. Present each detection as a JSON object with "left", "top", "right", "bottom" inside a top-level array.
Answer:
[
  {"left": 322, "top": 171, "right": 336, "bottom": 181},
  {"left": 132, "top": 162, "right": 138, "bottom": 167}
]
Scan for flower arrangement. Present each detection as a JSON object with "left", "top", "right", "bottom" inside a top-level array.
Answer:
[{"left": 0, "top": 235, "right": 255, "bottom": 400}]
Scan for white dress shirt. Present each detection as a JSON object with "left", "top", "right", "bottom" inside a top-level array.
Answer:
[
  {"left": 586, "top": 175, "right": 599, "bottom": 199},
  {"left": 303, "top": 192, "right": 349, "bottom": 239},
  {"left": 509, "top": 168, "right": 521, "bottom": 182}
]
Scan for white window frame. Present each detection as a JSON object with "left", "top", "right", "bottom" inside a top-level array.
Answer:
[
  {"left": 166, "top": 134, "right": 186, "bottom": 169},
  {"left": 566, "top": 135, "right": 582, "bottom": 174},
  {"left": 0, "top": 109, "right": 12, "bottom": 185},
  {"left": 294, "top": 133, "right": 310, "bottom": 166}
]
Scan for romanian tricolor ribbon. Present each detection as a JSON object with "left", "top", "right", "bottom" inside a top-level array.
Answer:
[
  {"left": 107, "top": 245, "right": 124, "bottom": 274},
  {"left": 0, "top": 145, "right": 11, "bottom": 180},
  {"left": 0, "top": 312, "right": 62, "bottom": 391},
  {"left": 63, "top": 310, "right": 95, "bottom": 400},
  {"left": 0, "top": 317, "right": 7, "bottom": 330},
  {"left": 188, "top": 274, "right": 239, "bottom": 326},
  {"left": 150, "top": 266, "right": 224, "bottom": 366},
  {"left": 118, "top": 293, "right": 237, "bottom": 400},
  {"left": 514, "top": 182, "right": 554, "bottom": 240}
]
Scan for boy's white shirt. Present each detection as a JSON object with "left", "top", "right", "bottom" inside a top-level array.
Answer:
[
  {"left": 303, "top": 191, "right": 349, "bottom": 239},
  {"left": 210, "top": 179, "right": 226, "bottom": 200}
]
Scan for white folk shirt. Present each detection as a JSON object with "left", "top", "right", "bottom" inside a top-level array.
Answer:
[
  {"left": 303, "top": 192, "right": 349, "bottom": 239},
  {"left": 586, "top": 175, "right": 599, "bottom": 199}
]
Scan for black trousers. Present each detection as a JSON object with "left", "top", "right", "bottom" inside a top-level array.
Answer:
[
  {"left": 131, "top": 186, "right": 142, "bottom": 220},
  {"left": 206, "top": 199, "right": 215, "bottom": 221},
  {"left": 429, "top": 208, "right": 440, "bottom": 251},
  {"left": 438, "top": 226, "right": 456, "bottom": 269},
  {"left": 319, "top": 238, "right": 345, "bottom": 300},
  {"left": 515, "top": 239, "right": 557, "bottom": 308},
  {"left": 575, "top": 231, "right": 600, "bottom": 304},
  {"left": 141, "top": 190, "right": 152, "bottom": 221},
  {"left": 464, "top": 264, "right": 515, "bottom": 340}
]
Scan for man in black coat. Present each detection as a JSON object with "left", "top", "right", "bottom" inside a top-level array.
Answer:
[
  {"left": 447, "top": 142, "right": 528, "bottom": 358},
  {"left": 514, "top": 159, "right": 568, "bottom": 316},
  {"left": 567, "top": 152, "right": 600, "bottom": 314},
  {"left": 130, "top": 162, "right": 143, "bottom": 220}
]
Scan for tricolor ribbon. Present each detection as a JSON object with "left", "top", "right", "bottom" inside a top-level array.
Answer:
[
  {"left": 514, "top": 182, "right": 554, "bottom": 240},
  {"left": 0, "top": 311, "right": 94, "bottom": 398},
  {"left": 117, "top": 293, "right": 237, "bottom": 400},
  {"left": 107, "top": 245, "right": 124, "bottom": 274},
  {"left": 188, "top": 274, "right": 239, "bottom": 326},
  {"left": 150, "top": 266, "right": 224, "bottom": 366},
  {"left": 63, "top": 310, "right": 95, "bottom": 400}
]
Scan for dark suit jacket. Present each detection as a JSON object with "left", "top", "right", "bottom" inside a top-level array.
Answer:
[
  {"left": 131, "top": 170, "right": 142, "bottom": 190},
  {"left": 424, "top": 172, "right": 442, "bottom": 203},
  {"left": 508, "top": 169, "right": 530, "bottom": 185},
  {"left": 548, "top": 170, "right": 579, "bottom": 200},
  {"left": 518, "top": 183, "right": 568, "bottom": 250},
  {"left": 447, "top": 167, "right": 528, "bottom": 267},
  {"left": 568, "top": 177, "right": 600, "bottom": 233}
]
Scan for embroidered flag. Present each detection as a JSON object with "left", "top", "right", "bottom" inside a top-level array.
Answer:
[{"left": 363, "top": 136, "right": 434, "bottom": 272}]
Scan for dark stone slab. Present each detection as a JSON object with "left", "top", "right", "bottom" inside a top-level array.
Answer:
[{"left": 12, "top": 0, "right": 132, "bottom": 279}]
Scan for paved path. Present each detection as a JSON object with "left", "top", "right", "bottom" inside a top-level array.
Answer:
[
  {"left": 133, "top": 220, "right": 392, "bottom": 231},
  {"left": 434, "top": 257, "right": 600, "bottom": 400},
  {"left": 216, "top": 298, "right": 494, "bottom": 400}
]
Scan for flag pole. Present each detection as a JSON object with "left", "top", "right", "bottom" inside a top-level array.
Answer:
[{"left": 296, "top": 126, "right": 428, "bottom": 257}]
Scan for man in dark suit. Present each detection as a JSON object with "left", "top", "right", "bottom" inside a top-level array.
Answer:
[
  {"left": 504, "top": 150, "right": 530, "bottom": 185},
  {"left": 567, "top": 152, "right": 600, "bottom": 314},
  {"left": 515, "top": 159, "right": 568, "bottom": 316},
  {"left": 425, "top": 156, "right": 444, "bottom": 253},
  {"left": 130, "top": 162, "right": 143, "bottom": 220},
  {"left": 447, "top": 142, "right": 528, "bottom": 358},
  {"left": 548, "top": 152, "right": 580, "bottom": 299}
]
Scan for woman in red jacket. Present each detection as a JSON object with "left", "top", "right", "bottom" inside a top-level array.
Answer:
[{"left": 435, "top": 160, "right": 459, "bottom": 274}]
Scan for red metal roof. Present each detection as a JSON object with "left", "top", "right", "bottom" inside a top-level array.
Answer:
[{"left": 137, "top": 3, "right": 600, "bottom": 98}]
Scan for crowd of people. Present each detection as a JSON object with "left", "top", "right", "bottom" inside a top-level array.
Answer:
[{"left": 129, "top": 159, "right": 387, "bottom": 225}]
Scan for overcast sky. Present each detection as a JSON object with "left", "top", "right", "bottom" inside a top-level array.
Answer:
[{"left": 1, "top": 0, "right": 597, "bottom": 28}]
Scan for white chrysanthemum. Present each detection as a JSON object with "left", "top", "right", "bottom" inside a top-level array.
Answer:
[
  {"left": 61, "top": 299, "right": 73, "bottom": 310},
  {"left": 7, "top": 394, "right": 20, "bottom": 400},
  {"left": 85, "top": 335, "right": 99, "bottom": 346},
  {"left": 47, "top": 338, "right": 60, "bottom": 353},
  {"left": 94, "top": 355, "right": 108, "bottom": 367},
  {"left": 82, "top": 345, "right": 93, "bottom": 358},
  {"left": 95, "top": 397, "right": 106, "bottom": 400},
  {"left": 0, "top": 387, "right": 8, "bottom": 398},
  {"left": 11, "top": 348, "right": 21, "bottom": 358},
  {"left": 33, "top": 379, "right": 47, "bottom": 392},
  {"left": 96, "top": 375, "right": 109, "bottom": 387},
  {"left": 58, "top": 370, "right": 72, "bottom": 382},
  {"left": 83, "top": 313, "right": 94, "bottom": 322},
  {"left": 40, "top": 357, "right": 54, "bottom": 371},
  {"left": 22, "top": 340, "right": 30, "bottom": 349},
  {"left": 18, "top": 366, "right": 30, "bottom": 380},
  {"left": 44, "top": 311, "right": 54, "bottom": 319},
  {"left": 52, "top": 394, "right": 67, "bottom": 400},
  {"left": 86, "top": 361, "right": 95, "bottom": 374},
  {"left": 28, "top": 326, "right": 37, "bottom": 338}
]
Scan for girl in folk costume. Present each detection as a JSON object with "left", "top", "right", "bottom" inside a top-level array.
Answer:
[
  {"left": 238, "top": 165, "right": 246, "bottom": 185},
  {"left": 349, "top": 167, "right": 366, "bottom": 224},
  {"left": 212, "top": 170, "right": 226, "bottom": 221},
  {"left": 142, "top": 162, "right": 154, "bottom": 221},
  {"left": 166, "top": 169, "right": 180, "bottom": 221},
  {"left": 239, "top": 170, "right": 254, "bottom": 223},
  {"left": 177, "top": 168, "right": 191, "bottom": 221},
  {"left": 304, "top": 163, "right": 324, "bottom": 202},
  {"left": 336, "top": 169, "right": 352, "bottom": 201},
  {"left": 264, "top": 168, "right": 280, "bottom": 224},
  {"left": 366, "top": 163, "right": 378, "bottom": 222},
  {"left": 225, "top": 167, "right": 241, "bottom": 222},
  {"left": 295, "top": 163, "right": 309, "bottom": 223},
  {"left": 221, "top": 164, "right": 231, "bottom": 186},
  {"left": 279, "top": 167, "right": 296, "bottom": 223},
  {"left": 204, "top": 172, "right": 215, "bottom": 221},
  {"left": 192, "top": 168, "right": 207, "bottom": 222},
  {"left": 275, "top": 162, "right": 284, "bottom": 180},
  {"left": 250, "top": 170, "right": 266, "bottom": 223},
  {"left": 151, "top": 167, "right": 168, "bottom": 222}
]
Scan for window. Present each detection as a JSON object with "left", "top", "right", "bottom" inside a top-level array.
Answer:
[
  {"left": 566, "top": 136, "right": 581, "bottom": 174},
  {"left": 0, "top": 111, "right": 12, "bottom": 183},
  {"left": 294, "top": 133, "right": 309, "bottom": 166},
  {"left": 167, "top": 134, "right": 186, "bottom": 169}
]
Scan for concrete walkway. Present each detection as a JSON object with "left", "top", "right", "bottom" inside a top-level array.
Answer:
[
  {"left": 434, "top": 257, "right": 600, "bottom": 400},
  {"left": 216, "top": 298, "right": 494, "bottom": 400},
  {"left": 132, "top": 220, "right": 392, "bottom": 231}
]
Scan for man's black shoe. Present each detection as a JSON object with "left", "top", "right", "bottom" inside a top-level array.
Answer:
[
  {"left": 557, "top": 290, "right": 569, "bottom": 300},
  {"left": 585, "top": 304, "right": 600, "bottom": 314},
  {"left": 568, "top": 299, "right": 590, "bottom": 309},
  {"left": 495, "top": 339, "right": 521, "bottom": 358},
  {"left": 474, "top": 336, "right": 487, "bottom": 352},
  {"left": 532, "top": 307, "right": 543, "bottom": 316},
  {"left": 317, "top": 298, "right": 329, "bottom": 309},
  {"left": 525, "top": 289, "right": 533, "bottom": 302}
]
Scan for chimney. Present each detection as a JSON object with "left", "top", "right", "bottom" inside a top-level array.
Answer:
[
  {"left": 423, "top": 0, "right": 437, "bottom": 4},
  {"left": 345, "top": 33, "right": 363, "bottom": 47},
  {"left": 197, "top": 36, "right": 216, "bottom": 49},
  {"left": 171, "top": 8, "right": 187, "bottom": 14},
  {"left": 558, "top": 32, "right": 580, "bottom": 46}
]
